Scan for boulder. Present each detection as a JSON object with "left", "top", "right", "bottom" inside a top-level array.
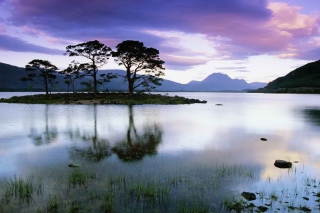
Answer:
[
  {"left": 258, "top": 206, "right": 268, "bottom": 212},
  {"left": 241, "top": 192, "right": 256, "bottom": 201},
  {"left": 274, "top": 160, "right": 292, "bottom": 169}
]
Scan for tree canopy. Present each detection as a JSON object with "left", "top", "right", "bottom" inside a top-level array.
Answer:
[
  {"left": 111, "top": 40, "right": 165, "bottom": 93},
  {"left": 65, "top": 40, "right": 112, "bottom": 95},
  {"left": 61, "top": 61, "right": 88, "bottom": 93},
  {"left": 22, "top": 59, "right": 58, "bottom": 95}
]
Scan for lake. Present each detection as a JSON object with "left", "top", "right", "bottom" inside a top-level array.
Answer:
[{"left": 0, "top": 92, "right": 320, "bottom": 212}]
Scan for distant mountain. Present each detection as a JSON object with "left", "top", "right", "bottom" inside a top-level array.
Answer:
[
  {"left": 183, "top": 73, "right": 266, "bottom": 91},
  {"left": 0, "top": 62, "right": 266, "bottom": 92},
  {"left": 251, "top": 60, "right": 320, "bottom": 93}
]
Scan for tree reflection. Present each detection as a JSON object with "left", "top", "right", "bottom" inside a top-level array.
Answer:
[
  {"left": 112, "top": 105, "right": 162, "bottom": 162},
  {"left": 303, "top": 108, "right": 320, "bottom": 126},
  {"left": 69, "top": 105, "right": 112, "bottom": 162},
  {"left": 28, "top": 105, "right": 58, "bottom": 145}
]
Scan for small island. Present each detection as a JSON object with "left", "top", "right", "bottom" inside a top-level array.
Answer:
[{"left": 0, "top": 93, "right": 207, "bottom": 105}]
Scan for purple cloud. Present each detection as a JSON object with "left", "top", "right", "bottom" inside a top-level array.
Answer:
[
  {"left": 299, "top": 48, "right": 320, "bottom": 61},
  {"left": 216, "top": 67, "right": 247, "bottom": 70},
  {"left": 1, "top": 0, "right": 320, "bottom": 67},
  {"left": 0, "top": 34, "right": 63, "bottom": 55},
  {"left": 6, "top": 0, "right": 271, "bottom": 40}
]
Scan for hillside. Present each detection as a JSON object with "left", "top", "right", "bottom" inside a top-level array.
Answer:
[
  {"left": 0, "top": 62, "right": 266, "bottom": 92},
  {"left": 252, "top": 60, "right": 320, "bottom": 93}
]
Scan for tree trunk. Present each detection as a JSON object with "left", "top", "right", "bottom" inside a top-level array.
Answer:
[
  {"left": 127, "top": 68, "right": 134, "bottom": 94},
  {"left": 128, "top": 80, "right": 134, "bottom": 94},
  {"left": 44, "top": 76, "right": 49, "bottom": 95},
  {"left": 93, "top": 60, "right": 97, "bottom": 96},
  {"left": 93, "top": 70, "right": 97, "bottom": 96}
]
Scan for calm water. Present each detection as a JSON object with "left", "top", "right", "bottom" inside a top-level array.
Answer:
[{"left": 1, "top": 92, "right": 320, "bottom": 212}]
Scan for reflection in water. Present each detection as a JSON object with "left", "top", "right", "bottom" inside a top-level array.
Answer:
[
  {"left": 68, "top": 105, "right": 162, "bottom": 162},
  {"left": 303, "top": 108, "right": 320, "bottom": 126},
  {"left": 69, "top": 130, "right": 112, "bottom": 162},
  {"left": 2, "top": 93, "right": 320, "bottom": 212},
  {"left": 69, "top": 105, "right": 112, "bottom": 162},
  {"left": 28, "top": 105, "right": 58, "bottom": 145},
  {"left": 112, "top": 105, "right": 162, "bottom": 162}
]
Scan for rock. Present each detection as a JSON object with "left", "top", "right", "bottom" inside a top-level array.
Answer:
[
  {"left": 274, "top": 160, "right": 292, "bottom": 169},
  {"left": 241, "top": 192, "right": 257, "bottom": 201},
  {"left": 258, "top": 206, "right": 268, "bottom": 212},
  {"left": 299, "top": 206, "right": 312, "bottom": 212},
  {"left": 260, "top": 138, "right": 267, "bottom": 141},
  {"left": 68, "top": 164, "right": 79, "bottom": 168}
]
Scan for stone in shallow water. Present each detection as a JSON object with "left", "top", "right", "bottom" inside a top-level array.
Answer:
[
  {"left": 258, "top": 206, "right": 268, "bottom": 212},
  {"left": 68, "top": 164, "right": 79, "bottom": 167},
  {"left": 241, "top": 192, "right": 256, "bottom": 201},
  {"left": 274, "top": 160, "right": 292, "bottom": 168}
]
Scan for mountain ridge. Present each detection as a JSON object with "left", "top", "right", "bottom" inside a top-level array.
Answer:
[{"left": 0, "top": 62, "right": 266, "bottom": 92}]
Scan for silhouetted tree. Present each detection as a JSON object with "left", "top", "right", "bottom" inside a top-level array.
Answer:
[
  {"left": 61, "top": 60, "right": 87, "bottom": 93},
  {"left": 65, "top": 40, "right": 112, "bottom": 95},
  {"left": 99, "top": 72, "right": 118, "bottom": 91},
  {"left": 111, "top": 40, "right": 165, "bottom": 93},
  {"left": 22, "top": 59, "right": 58, "bottom": 95}
]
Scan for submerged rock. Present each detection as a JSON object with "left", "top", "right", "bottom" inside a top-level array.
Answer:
[
  {"left": 68, "top": 164, "right": 79, "bottom": 168},
  {"left": 299, "top": 206, "right": 312, "bottom": 212},
  {"left": 241, "top": 192, "right": 257, "bottom": 201},
  {"left": 258, "top": 206, "right": 268, "bottom": 212},
  {"left": 274, "top": 160, "right": 292, "bottom": 169}
]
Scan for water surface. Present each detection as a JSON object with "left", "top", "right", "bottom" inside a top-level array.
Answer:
[{"left": 1, "top": 92, "right": 320, "bottom": 212}]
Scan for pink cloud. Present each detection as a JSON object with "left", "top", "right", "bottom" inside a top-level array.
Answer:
[
  {"left": 179, "top": 1, "right": 320, "bottom": 60},
  {"left": 0, "top": 24, "right": 6, "bottom": 33},
  {"left": 2, "top": 0, "right": 320, "bottom": 62},
  {"left": 161, "top": 54, "right": 208, "bottom": 69},
  {"left": 21, "top": 26, "right": 46, "bottom": 36},
  {"left": 268, "top": 2, "right": 320, "bottom": 38}
]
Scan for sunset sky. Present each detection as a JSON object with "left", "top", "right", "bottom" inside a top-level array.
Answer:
[{"left": 0, "top": 0, "right": 319, "bottom": 84}]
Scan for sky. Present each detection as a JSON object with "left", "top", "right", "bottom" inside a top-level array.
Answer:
[{"left": 0, "top": 0, "right": 319, "bottom": 84}]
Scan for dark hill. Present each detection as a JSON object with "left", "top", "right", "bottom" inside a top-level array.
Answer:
[{"left": 252, "top": 60, "right": 320, "bottom": 93}]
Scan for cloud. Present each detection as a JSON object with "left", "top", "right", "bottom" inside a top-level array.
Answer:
[
  {"left": 266, "top": 2, "right": 320, "bottom": 60},
  {"left": 235, "top": 69, "right": 250, "bottom": 72},
  {"left": 0, "top": 24, "right": 6, "bottom": 33},
  {"left": 4, "top": 0, "right": 272, "bottom": 43},
  {"left": 1, "top": 0, "right": 320, "bottom": 64},
  {"left": 298, "top": 48, "right": 320, "bottom": 60},
  {"left": 0, "top": 34, "right": 63, "bottom": 55},
  {"left": 268, "top": 2, "right": 320, "bottom": 38},
  {"left": 162, "top": 55, "right": 208, "bottom": 70},
  {"left": 215, "top": 66, "right": 247, "bottom": 70}
]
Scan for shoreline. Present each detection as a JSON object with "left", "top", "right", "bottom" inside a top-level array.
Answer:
[{"left": 0, "top": 92, "right": 207, "bottom": 105}]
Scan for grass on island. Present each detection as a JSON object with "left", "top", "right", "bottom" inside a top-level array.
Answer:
[{"left": 0, "top": 92, "right": 207, "bottom": 105}]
